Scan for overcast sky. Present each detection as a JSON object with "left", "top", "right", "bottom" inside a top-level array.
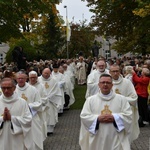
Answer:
[{"left": 56, "top": 0, "right": 94, "bottom": 24}]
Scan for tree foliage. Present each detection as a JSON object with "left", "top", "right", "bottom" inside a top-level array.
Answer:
[
  {"left": 66, "top": 20, "right": 95, "bottom": 58},
  {"left": 38, "top": 4, "right": 65, "bottom": 59},
  {"left": 83, "top": 0, "right": 150, "bottom": 55},
  {"left": 133, "top": 0, "right": 150, "bottom": 17},
  {"left": 0, "top": 0, "right": 61, "bottom": 42},
  {"left": 1, "top": 0, "right": 67, "bottom": 60},
  {"left": 5, "top": 38, "right": 37, "bottom": 63}
]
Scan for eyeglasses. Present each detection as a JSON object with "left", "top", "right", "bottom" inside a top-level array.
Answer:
[
  {"left": 99, "top": 82, "right": 112, "bottom": 85},
  {"left": 1, "top": 87, "right": 13, "bottom": 90}
]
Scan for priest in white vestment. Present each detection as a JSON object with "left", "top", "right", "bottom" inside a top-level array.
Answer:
[
  {"left": 15, "top": 72, "right": 43, "bottom": 150},
  {"left": 0, "top": 78, "right": 33, "bottom": 150},
  {"left": 109, "top": 64, "right": 139, "bottom": 143},
  {"left": 51, "top": 64, "right": 65, "bottom": 114},
  {"left": 76, "top": 56, "right": 87, "bottom": 85},
  {"left": 63, "top": 64, "right": 75, "bottom": 90},
  {"left": 38, "top": 68, "right": 62, "bottom": 135},
  {"left": 79, "top": 74, "right": 132, "bottom": 150},
  {"left": 66, "top": 59, "right": 76, "bottom": 85},
  {"left": 59, "top": 66, "right": 75, "bottom": 108},
  {"left": 86, "top": 59, "right": 109, "bottom": 98},
  {"left": 29, "top": 70, "right": 49, "bottom": 141}
]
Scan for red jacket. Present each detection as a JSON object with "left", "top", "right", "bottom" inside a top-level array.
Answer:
[{"left": 132, "top": 73, "right": 150, "bottom": 98}]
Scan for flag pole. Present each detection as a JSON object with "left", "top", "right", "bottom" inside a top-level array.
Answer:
[{"left": 64, "top": 5, "right": 69, "bottom": 59}]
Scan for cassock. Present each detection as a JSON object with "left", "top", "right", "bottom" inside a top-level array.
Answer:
[
  {"left": 15, "top": 83, "right": 43, "bottom": 150},
  {"left": 86, "top": 69, "right": 109, "bottom": 98},
  {"left": 38, "top": 75, "right": 62, "bottom": 133},
  {"left": 79, "top": 91, "right": 132, "bottom": 150},
  {"left": 112, "top": 75, "right": 139, "bottom": 142},
  {"left": 0, "top": 92, "right": 33, "bottom": 150}
]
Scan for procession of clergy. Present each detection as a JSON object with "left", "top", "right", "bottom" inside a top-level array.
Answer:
[
  {"left": 0, "top": 55, "right": 150, "bottom": 150},
  {"left": 0, "top": 59, "right": 77, "bottom": 150}
]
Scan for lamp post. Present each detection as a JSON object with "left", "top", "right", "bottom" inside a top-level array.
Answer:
[{"left": 64, "top": 5, "right": 69, "bottom": 59}]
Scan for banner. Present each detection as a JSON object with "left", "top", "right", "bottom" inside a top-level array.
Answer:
[{"left": 66, "top": 20, "right": 71, "bottom": 41}]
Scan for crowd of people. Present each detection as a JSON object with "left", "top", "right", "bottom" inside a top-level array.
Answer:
[
  {"left": 0, "top": 58, "right": 77, "bottom": 150},
  {"left": 0, "top": 53, "right": 150, "bottom": 150},
  {"left": 79, "top": 56, "right": 150, "bottom": 150}
]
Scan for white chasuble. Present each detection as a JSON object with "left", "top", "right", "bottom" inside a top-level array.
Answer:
[
  {"left": 112, "top": 75, "right": 139, "bottom": 142},
  {"left": 38, "top": 75, "right": 62, "bottom": 126},
  {"left": 0, "top": 93, "right": 33, "bottom": 150},
  {"left": 16, "top": 83, "right": 43, "bottom": 150},
  {"left": 29, "top": 81, "right": 49, "bottom": 141},
  {"left": 79, "top": 91, "right": 132, "bottom": 150}
]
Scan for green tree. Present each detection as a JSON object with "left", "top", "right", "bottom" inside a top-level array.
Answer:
[
  {"left": 38, "top": 4, "right": 65, "bottom": 59},
  {"left": 5, "top": 38, "right": 37, "bottom": 63},
  {"left": 83, "top": 0, "right": 150, "bottom": 55},
  {"left": 0, "top": 0, "right": 61, "bottom": 42},
  {"left": 133, "top": 0, "right": 150, "bottom": 17},
  {"left": 66, "top": 20, "right": 95, "bottom": 58}
]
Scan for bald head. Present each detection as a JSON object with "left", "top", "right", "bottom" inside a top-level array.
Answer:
[{"left": 42, "top": 68, "right": 51, "bottom": 79}]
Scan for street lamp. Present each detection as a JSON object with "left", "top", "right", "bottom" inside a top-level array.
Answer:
[{"left": 64, "top": 5, "right": 69, "bottom": 59}]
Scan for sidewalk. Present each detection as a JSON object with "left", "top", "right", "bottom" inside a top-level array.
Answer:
[{"left": 44, "top": 110, "right": 150, "bottom": 150}]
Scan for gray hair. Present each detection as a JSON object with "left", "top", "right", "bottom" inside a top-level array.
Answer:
[
  {"left": 125, "top": 66, "right": 133, "bottom": 74},
  {"left": 16, "top": 71, "right": 27, "bottom": 78},
  {"left": 29, "top": 71, "right": 38, "bottom": 77},
  {"left": 142, "top": 68, "right": 150, "bottom": 76}
]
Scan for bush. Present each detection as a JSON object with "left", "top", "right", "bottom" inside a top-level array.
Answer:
[{"left": 5, "top": 38, "right": 37, "bottom": 63}]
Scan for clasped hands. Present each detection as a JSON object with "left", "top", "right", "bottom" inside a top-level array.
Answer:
[
  {"left": 3, "top": 107, "right": 11, "bottom": 121},
  {"left": 98, "top": 114, "right": 114, "bottom": 123}
]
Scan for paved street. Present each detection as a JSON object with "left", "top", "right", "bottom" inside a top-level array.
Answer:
[{"left": 44, "top": 109, "right": 150, "bottom": 150}]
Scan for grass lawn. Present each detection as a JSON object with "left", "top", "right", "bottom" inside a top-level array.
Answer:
[{"left": 70, "top": 84, "right": 87, "bottom": 110}]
